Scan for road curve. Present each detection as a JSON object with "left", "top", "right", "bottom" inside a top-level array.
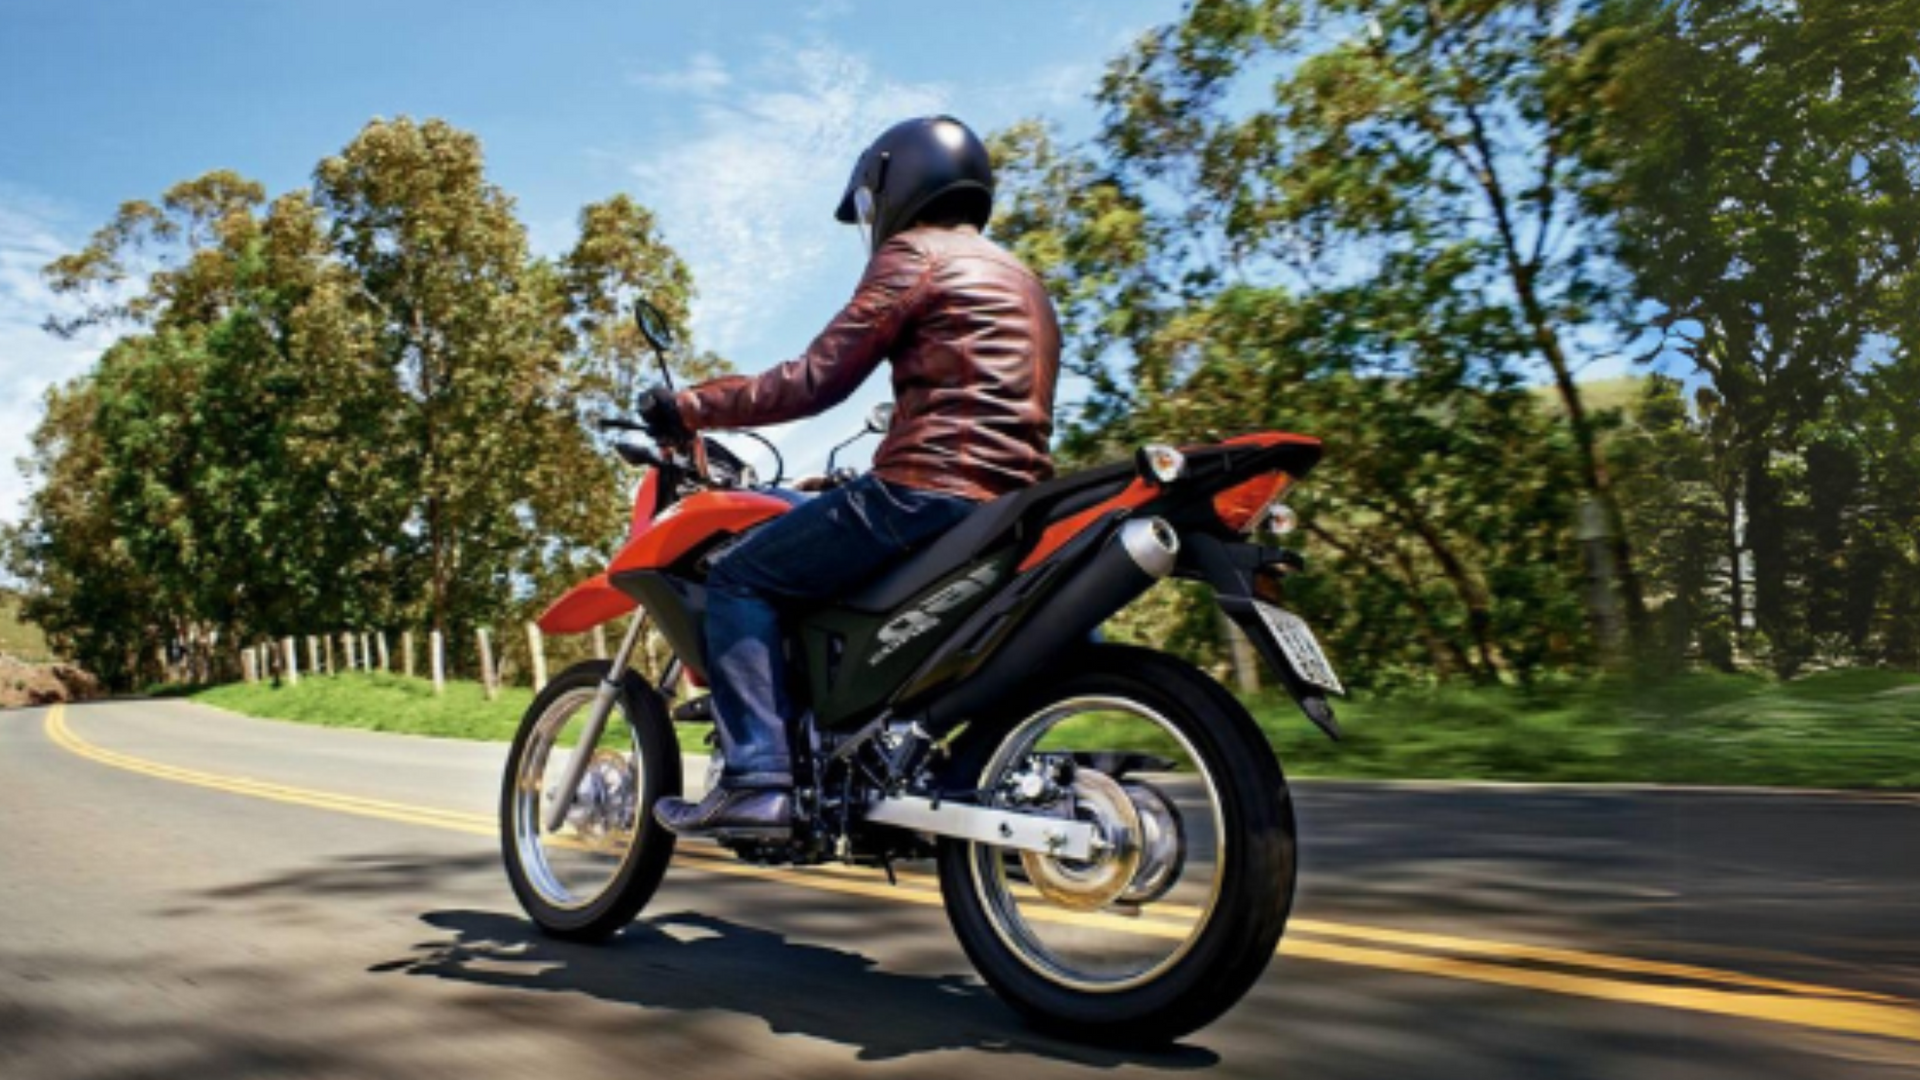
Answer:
[{"left": 3, "top": 698, "right": 1917, "bottom": 1079}]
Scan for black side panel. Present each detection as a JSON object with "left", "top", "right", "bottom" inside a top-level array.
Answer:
[
  {"left": 610, "top": 570, "right": 710, "bottom": 683},
  {"left": 799, "top": 550, "right": 1018, "bottom": 729}
]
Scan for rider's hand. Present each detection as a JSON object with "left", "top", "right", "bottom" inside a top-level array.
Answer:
[
  {"left": 792, "top": 474, "right": 834, "bottom": 493},
  {"left": 638, "top": 385, "right": 691, "bottom": 443}
]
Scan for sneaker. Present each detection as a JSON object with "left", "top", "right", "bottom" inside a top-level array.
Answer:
[{"left": 654, "top": 785, "right": 793, "bottom": 841}]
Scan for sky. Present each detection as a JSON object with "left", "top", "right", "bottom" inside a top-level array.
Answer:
[{"left": 0, "top": 0, "right": 1180, "bottom": 522}]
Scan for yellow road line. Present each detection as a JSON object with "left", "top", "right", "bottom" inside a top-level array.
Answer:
[{"left": 43, "top": 704, "right": 1920, "bottom": 1044}]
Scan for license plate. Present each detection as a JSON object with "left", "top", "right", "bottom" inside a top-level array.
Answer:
[{"left": 1253, "top": 602, "right": 1345, "bottom": 695}]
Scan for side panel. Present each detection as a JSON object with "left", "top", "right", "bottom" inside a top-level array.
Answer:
[
  {"left": 797, "top": 550, "right": 1018, "bottom": 730},
  {"left": 536, "top": 573, "right": 634, "bottom": 635},
  {"left": 610, "top": 571, "right": 711, "bottom": 683},
  {"left": 608, "top": 490, "right": 792, "bottom": 575}
]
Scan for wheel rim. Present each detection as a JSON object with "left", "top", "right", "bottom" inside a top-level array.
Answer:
[
  {"left": 511, "top": 687, "right": 647, "bottom": 911},
  {"left": 968, "top": 694, "right": 1226, "bottom": 993}
]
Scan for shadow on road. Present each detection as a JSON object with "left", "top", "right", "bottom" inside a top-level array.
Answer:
[{"left": 375, "top": 907, "right": 1219, "bottom": 1068}]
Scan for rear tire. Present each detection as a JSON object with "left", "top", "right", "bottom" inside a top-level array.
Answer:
[
  {"left": 936, "top": 645, "right": 1296, "bottom": 1044},
  {"left": 500, "top": 659, "right": 681, "bottom": 941}
]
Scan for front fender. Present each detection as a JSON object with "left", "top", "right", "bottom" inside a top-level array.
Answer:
[{"left": 537, "top": 574, "right": 636, "bottom": 635}]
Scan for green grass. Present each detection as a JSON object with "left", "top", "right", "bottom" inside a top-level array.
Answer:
[
  {"left": 193, "top": 671, "right": 715, "bottom": 753},
  {"left": 1252, "top": 667, "right": 1920, "bottom": 790},
  {"left": 191, "top": 667, "right": 1920, "bottom": 790},
  {"left": 0, "top": 593, "right": 53, "bottom": 662}
]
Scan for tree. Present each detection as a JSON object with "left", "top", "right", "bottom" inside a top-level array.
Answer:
[
  {"left": 14, "top": 118, "right": 708, "bottom": 687},
  {"left": 1582, "top": 0, "right": 1920, "bottom": 673}
]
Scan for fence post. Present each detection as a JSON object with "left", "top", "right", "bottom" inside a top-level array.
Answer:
[
  {"left": 377, "top": 632, "right": 390, "bottom": 672},
  {"left": 242, "top": 647, "right": 257, "bottom": 684},
  {"left": 430, "top": 630, "right": 445, "bottom": 695},
  {"left": 361, "top": 632, "right": 373, "bottom": 672},
  {"left": 402, "top": 631, "right": 415, "bottom": 678},
  {"left": 323, "top": 635, "right": 334, "bottom": 675},
  {"left": 283, "top": 638, "right": 299, "bottom": 686},
  {"left": 477, "top": 627, "right": 498, "bottom": 701},
  {"left": 306, "top": 636, "right": 319, "bottom": 678},
  {"left": 526, "top": 623, "right": 548, "bottom": 692},
  {"left": 341, "top": 632, "right": 356, "bottom": 673},
  {"left": 592, "top": 624, "right": 608, "bottom": 660}
]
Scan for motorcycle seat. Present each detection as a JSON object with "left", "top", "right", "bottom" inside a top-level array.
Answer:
[{"left": 838, "top": 461, "right": 1136, "bottom": 614}]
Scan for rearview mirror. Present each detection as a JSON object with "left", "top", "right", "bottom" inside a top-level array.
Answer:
[
  {"left": 867, "top": 402, "right": 895, "bottom": 434},
  {"left": 633, "top": 299, "right": 675, "bottom": 355}
]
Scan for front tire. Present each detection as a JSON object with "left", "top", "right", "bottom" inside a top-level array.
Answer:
[
  {"left": 936, "top": 645, "right": 1296, "bottom": 1044},
  {"left": 500, "top": 659, "right": 682, "bottom": 941}
]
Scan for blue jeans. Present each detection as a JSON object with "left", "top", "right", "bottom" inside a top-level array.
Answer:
[{"left": 703, "top": 474, "right": 976, "bottom": 787}]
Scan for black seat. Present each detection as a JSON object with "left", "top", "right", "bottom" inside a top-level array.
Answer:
[{"left": 837, "top": 461, "right": 1136, "bottom": 614}]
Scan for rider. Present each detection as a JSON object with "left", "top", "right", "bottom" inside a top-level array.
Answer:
[{"left": 646, "top": 115, "right": 1062, "bottom": 839}]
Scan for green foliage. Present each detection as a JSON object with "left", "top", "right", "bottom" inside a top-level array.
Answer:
[
  {"left": 1582, "top": 0, "right": 1920, "bottom": 675},
  {"left": 10, "top": 117, "right": 714, "bottom": 689}
]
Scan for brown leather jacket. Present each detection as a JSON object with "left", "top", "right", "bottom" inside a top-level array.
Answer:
[{"left": 676, "top": 224, "right": 1061, "bottom": 502}]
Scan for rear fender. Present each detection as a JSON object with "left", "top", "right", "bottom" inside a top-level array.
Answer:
[
  {"left": 1180, "top": 532, "right": 1340, "bottom": 741},
  {"left": 536, "top": 574, "right": 635, "bottom": 635}
]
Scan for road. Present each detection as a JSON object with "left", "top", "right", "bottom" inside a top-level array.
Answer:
[{"left": 3, "top": 698, "right": 1917, "bottom": 1079}]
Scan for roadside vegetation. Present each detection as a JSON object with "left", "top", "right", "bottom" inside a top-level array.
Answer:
[{"left": 193, "top": 667, "right": 1920, "bottom": 790}]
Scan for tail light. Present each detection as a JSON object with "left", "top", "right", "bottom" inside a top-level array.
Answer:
[{"left": 1213, "top": 471, "right": 1294, "bottom": 533}]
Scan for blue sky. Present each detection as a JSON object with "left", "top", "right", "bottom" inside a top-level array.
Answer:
[{"left": 0, "top": 0, "right": 1179, "bottom": 520}]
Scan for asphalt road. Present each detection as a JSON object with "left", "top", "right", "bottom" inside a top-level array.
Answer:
[{"left": 4, "top": 698, "right": 1918, "bottom": 1079}]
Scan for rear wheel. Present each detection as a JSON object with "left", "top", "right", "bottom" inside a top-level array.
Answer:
[
  {"left": 936, "top": 645, "right": 1296, "bottom": 1044},
  {"left": 500, "top": 659, "right": 681, "bottom": 940}
]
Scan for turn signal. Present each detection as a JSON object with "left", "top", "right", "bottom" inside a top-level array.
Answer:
[
  {"left": 1266, "top": 501, "right": 1299, "bottom": 536},
  {"left": 1136, "top": 444, "right": 1187, "bottom": 485}
]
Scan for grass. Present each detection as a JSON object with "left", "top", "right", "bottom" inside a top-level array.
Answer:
[
  {"left": 193, "top": 671, "right": 716, "bottom": 753},
  {"left": 0, "top": 593, "right": 53, "bottom": 662},
  {"left": 190, "top": 667, "right": 1920, "bottom": 791},
  {"left": 1252, "top": 667, "right": 1920, "bottom": 790}
]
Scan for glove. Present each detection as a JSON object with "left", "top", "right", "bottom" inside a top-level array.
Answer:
[{"left": 638, "top": 385, "right": 691, "bottom": 443}]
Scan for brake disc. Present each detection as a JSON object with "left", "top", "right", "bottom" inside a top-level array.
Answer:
[{"left": 1018, "top": 770, "right": 1143, "bottom": 912}]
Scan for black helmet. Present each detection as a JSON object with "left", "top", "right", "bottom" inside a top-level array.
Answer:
[{"left": 834, "top": 115, "right": 993, "bottom": 252}]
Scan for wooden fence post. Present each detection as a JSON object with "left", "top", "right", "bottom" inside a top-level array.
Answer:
[
  {"left": 323, "top": 635, "right": 335, "bottom": 675},
  {"left": 526, "top": 623, "right": 548, "bottom": 691},
  {"left": 341, "top": 632, "right": 355, "bottom": 673},
  {"left": 242, "top": 647, "right": 257, "bottom": 684},
  {"left": 430, "top": 630, "right": 445, "bottom": 695},
  {"left": 361, "top": 632, "right": 373, "bottom": 672},
  {"left": 306, "top": 636, "right": 319, "bottom": 678},
  {"left": 402, "top": 631, "right": 415, "bottom": 678},
  {"left": 477, "top": 628, "right": 498, "bottom": 701},
  {"left": 377, "top": 633, "right": 390, "bottom": 673},
  {"left": 283, "top": 638, "right": 299, "bottom": 686}
]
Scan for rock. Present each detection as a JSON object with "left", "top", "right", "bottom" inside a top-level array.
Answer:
[{"left": 0, "top": 654, "right": 103, "bottom": 708}]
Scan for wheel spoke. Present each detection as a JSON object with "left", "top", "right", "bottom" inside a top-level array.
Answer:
[{"left": 967, "top": 695, "right": 1226, "bottom": 993}]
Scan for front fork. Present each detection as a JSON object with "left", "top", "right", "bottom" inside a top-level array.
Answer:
[{"left": 541, "top": 611, "right": 652, "bottom": 834}]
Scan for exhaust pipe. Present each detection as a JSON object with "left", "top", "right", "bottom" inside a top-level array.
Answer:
[{"left": 922, "top": 517, "right": 1179, "bottom": 732}]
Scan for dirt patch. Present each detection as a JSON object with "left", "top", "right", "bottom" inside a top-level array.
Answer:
[{"left": 0, "top": 654, "right": 102, "bottom": 708}]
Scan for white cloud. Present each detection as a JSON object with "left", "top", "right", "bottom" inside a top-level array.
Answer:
[
  {"left": 627, "top": 40, "right": 949, "bottom": 358},
  {"left": 627, "top": 51, "right": 732, "bottom": 95},
  {"left": 0, "top": 191, "right": 114, "bottom": 525}
]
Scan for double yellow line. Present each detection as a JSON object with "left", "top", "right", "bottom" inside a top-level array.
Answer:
[{"left": 43, "top": 704, "right": 1920, "bottom": 1045}]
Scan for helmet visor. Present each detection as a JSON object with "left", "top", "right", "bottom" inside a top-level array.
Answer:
[{"left": 853, "top": 186, "right": 877, "bottom": 253}]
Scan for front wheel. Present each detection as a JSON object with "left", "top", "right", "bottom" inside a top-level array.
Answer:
[
  {"left": 936, "top": 645, "right": 1296, "bottom": 1044},
  {"left": 500, "top": 659, "right": 682, "bottom": 940}
]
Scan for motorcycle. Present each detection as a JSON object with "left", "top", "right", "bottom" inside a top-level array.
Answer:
[{"left": 500, "top": 300, "right": 1344, "bottom": 1043}]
